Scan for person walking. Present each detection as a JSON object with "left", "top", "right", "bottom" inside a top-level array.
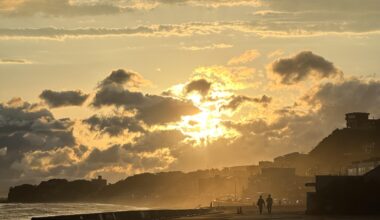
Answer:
[
  {"left": 266, "top": 194, "right": 273, "bottom": 214},
  {"left": 256, "top": 195, "right": 265, "bottom": 214}
]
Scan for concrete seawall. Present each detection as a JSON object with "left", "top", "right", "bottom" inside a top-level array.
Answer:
[{"left": 31, "top": 208, "right": 211, "bottom": 220}]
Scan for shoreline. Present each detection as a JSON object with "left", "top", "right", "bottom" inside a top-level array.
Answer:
[{"left": 31, "top": 208, "right": 212, "bottom": 220}]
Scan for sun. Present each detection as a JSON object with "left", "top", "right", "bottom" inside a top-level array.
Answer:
[
  {"left": 180, "top": 111, "right": 224, "bottom": 144},
  {"left": 176, "top": 91, "right": 237, "bottom": 145}
]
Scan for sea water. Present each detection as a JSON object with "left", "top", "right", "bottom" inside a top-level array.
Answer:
[{"left": 0, "top": 203, "right": 143, "bottom": 220}]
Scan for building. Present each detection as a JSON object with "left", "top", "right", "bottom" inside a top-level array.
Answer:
[
  {"left": 306, "top": 165, "right": 380, "bottom": 214},
  {"left": 198, "top": 165, "right": 258, "bottom": 199},
  {"left": 345, "top": 112, "right": 380, "bottom": 129},
  {"left": 347, "top": 157, "right": 380, "bottom": 176},
  {"left": 91, "top": 175, "right": 107, "bottom": 187}
]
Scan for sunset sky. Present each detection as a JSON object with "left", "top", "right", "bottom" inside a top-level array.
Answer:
[{"left": 1, "top": 0, "right": 380, "bottom": 196}]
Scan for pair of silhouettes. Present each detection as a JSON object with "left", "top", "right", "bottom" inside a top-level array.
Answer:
[{"left": 256, "top": 194, "right": 273, "bottom": 214}]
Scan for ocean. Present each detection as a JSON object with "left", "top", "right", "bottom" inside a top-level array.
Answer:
[{"left": 0, "top": 203, "right": 143, "bottom": 220}]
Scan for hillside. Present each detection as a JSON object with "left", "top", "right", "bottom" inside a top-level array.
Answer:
[
  {"left": 7, "top": 168, "right": 256, "bottom": 208},
  {"left": 308, "top": 127, "right": 380, "bottom": 173}
]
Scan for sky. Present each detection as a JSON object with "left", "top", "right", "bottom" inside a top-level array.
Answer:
[{"left": 1, "top": 0, "right": 380, "bottom": 196}]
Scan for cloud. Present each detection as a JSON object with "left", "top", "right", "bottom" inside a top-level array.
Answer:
[
  {"left": 228, "top": 49, "right": 261, "bottom": 65},
  {"left": 263, "top": 0, "right": 380, "bottom": 13},
  {"left": 180, "top": 43, "right": 233, "bottom": 51},
  {"left": 185, "top": 79, "right": 212, "bottom": 96},
  {"left": 0, "top": 0, "right": 261, "bottom": 17},
  {"left": 0, "top": 0, "right": 133, "bottom": 17},
  {"left": 269, "top": 51, "right": 342, "bottom": 85},
  {"left": 2, "top": 20, "right": 380, "bottom": 41},
  {"left": 98, "top": 69, "right": 148, "bottom": 89},
  {"left": 253, "top": 0, "right": 380, "bottom": 37},
  {"left": 15, "top": 144, "right": 176, "bottom": 182},
  {"left": 83, "top": 114, "right": 144, "bottom": 137},
  {"left": 0, "top": 98, "right": 76, "bottom": 152},
  {"left": 0, "top": 58, "right": 32, "bottom": 64},
  {"left": 136, "top": 95, "right": 200, "bottom": 125},
  {"left": 92, "top": 70, "right": 200, "bottom": 125},
  {"left": 223, "top": 78, "right": 380, "bottom": 159},
  {"left": 221, "top": 94, "right": 272, "bottom": 111},
  {"left": 133, "top": 130, "right": 186, "bottom": 152},
  {"left": 92, "top": 85, "right": 145, "bottom": 108},
  {"left": 0, "top": 23, "right": 238, "bottom": 40},
  {"left": 192, "top": 65, "right": 256, "bottom": 90},
  {"left": 0, "top": 98, "right": 76, "bottom": 192},
  {"left": 303, "top": 78, "right": 380, "bottom": 121},
  {"left": 39, "top": 90, "right": 89, "bottom": 108},
  {"left": 154, "top": 0, "right": 261, "bottom": 8}
]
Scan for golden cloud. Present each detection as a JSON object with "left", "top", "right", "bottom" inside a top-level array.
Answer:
[
  {"left": 228, "top": 49, "right": 261, "bottom": 65},
  {"left": 192, "top": 65, "right": 257, "bottom": 90}
]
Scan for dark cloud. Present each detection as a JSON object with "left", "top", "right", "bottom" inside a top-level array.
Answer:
[
  {"left": 185, "top": 79, "right": 212, "bottom": 96},
  {"left": 98, "top": 69, "right": 147, "bottom": 89},
  {"left": 221, "top": 94, "right": 272, "bottom": 111},
  {"left": 83, "top": 115, "right": 144, "bottom": 137},
  {"left": 0, "top": 98, "right": 75, "bottom": 152},
  {"left": 270, "top": 51, "right": 342, "bottom": 85},
  {"left": 92, "top": 85, "right": 145, "bottom": 108},
  {"left": 0, "top": 98, "right": 76, "bottom": 194},
  {"left": 136, "top": 95, "right": 200, "bottom": 125},
  {"left": 92, "top": 70, "right": 200, "bottom": 125},
  {"left": 39, "top": 90, "right": 89, "bottom": 108},
  {"left": 303, "top": 79, "right": 380, "bottom": 121}
]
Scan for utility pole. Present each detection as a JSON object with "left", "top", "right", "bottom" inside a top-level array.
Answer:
[{"left": 234, "top": 179, "right": 237, "bottom": 201}]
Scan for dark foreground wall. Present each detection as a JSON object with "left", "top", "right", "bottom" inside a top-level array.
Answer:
[
  {"left": 307, "top": 167, "right": 380, "bottom": 215},
  {"left": 31, "top": 208, "right": 211, "bottom": 220}
]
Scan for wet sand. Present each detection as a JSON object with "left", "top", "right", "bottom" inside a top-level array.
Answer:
[{"left": 176, "top": 206, "right": 380, "bottom": 220}]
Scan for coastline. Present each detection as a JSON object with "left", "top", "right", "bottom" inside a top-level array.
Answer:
[{"left": 31, "top": 208, "right": 212, "bottom": 220}]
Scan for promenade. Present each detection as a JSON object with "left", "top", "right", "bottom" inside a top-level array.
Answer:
[{"left": 177, "top": 206, "right": 380, "bottom": 220}]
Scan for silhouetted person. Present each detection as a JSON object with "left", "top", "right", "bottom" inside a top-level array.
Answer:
[
  {"left": 256, "top": 195, "right": 265, "bottom": 214},
  {"left": 266, "top": 194, "right": 273, "bottom": 214}
]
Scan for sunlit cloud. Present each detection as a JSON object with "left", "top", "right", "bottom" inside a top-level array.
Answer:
[
  {"left": 228, "top": 49, "right": 261, "bottom": 65},
  {"left": 192, "top": 65, "right": 257, "bottom": 90},
  {"left": 3, "top": 21, "right": 380, "bottom": 41},
  {"left": 0, "top": 0, "right": 262, "bottom": 17},
  {"left": 180, "top": 43, "right": 233, "bottom": 51},
  {"left": 0, "top": 58, "right": 33, "bottom": 64}
]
